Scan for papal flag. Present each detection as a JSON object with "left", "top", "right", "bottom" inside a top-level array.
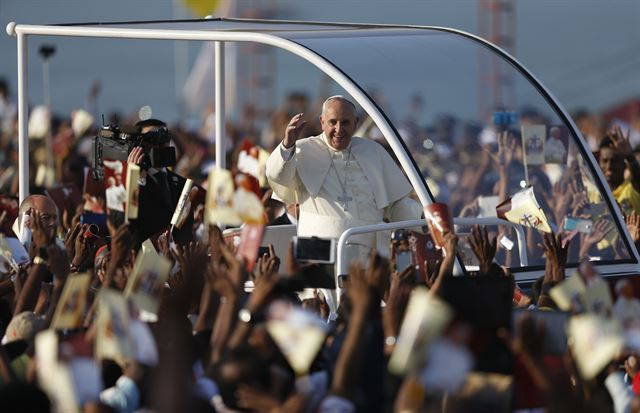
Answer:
[
  {"left": 388, "top": 288, "right": 453, "bottom": 375},
  {"left": 568, "top": 315, "right": 623, "bottom": 380},
  {"left": 496, "top": 186, "right": 552, "bottom": 233},
  {"left": 266, "top": 304, "right": 328, "bottom": 376}
]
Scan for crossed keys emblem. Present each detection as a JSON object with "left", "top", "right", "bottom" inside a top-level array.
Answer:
[{"left": 519, "top": 213, "right": 542, "bottom": 228}]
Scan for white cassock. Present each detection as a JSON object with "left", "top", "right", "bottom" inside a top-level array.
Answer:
[{"left": 266, "top": 133, "right": 421, "bottom": 261}]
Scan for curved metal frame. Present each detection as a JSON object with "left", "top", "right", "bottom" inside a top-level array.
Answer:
[
  {"left": 5, "top": 22, "right": 432, "bottom": 208},
  {"left": 6, "top": 18, "right": 639, "bottom": 279}
]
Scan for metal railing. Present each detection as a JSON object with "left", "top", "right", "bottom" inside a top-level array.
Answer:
[{"left": 335, "top": 217, "right": 528, "bottom": 293}]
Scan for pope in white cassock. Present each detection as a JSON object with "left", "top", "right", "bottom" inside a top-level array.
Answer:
[{"left": 266, "top": 96, "right": 421, "bottom": 261}]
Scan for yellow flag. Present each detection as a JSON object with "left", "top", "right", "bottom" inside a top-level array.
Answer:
[{"left": 183, "top": 0, "right": 221, "bottom": 17}]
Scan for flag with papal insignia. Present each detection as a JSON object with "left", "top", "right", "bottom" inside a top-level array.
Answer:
[{"left": 496, "top": 186, "right": 552, "bottom": 233}]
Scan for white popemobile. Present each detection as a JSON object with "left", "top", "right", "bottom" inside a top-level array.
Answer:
[{"left": 7, "top": 18, "right": 639, "bottom": 304}]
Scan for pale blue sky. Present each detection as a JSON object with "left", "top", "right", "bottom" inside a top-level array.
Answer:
[{"left": 0, "top": 0, "right": 638, "bottom": 123}]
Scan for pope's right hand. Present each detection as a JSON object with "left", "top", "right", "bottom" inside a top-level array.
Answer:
[{"left": 283, "top": 113, "right": 307, "bottom": 149}]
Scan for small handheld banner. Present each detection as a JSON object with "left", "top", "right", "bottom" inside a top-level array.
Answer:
[
  {"left": 51, "top": 273, "right": 92, "bottom": 330},
  {"left": 125, "top": 248, "right": 172, "bottom": 315},
  {"left": 205, "top": 169, "right": 241, "bottom": 226},
  {"left": 170, "top": 179, "right": 194, "bottom": 229},
  {"left": 496, "top": 186, "right": 552, "bottom": 233},
  {"left": 125, "top": 163, "right": 140, "bottom": 221}
]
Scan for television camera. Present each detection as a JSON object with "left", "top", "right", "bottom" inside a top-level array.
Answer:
[{"left": 92, "top": 124, "right": 177, "bottom": 181}]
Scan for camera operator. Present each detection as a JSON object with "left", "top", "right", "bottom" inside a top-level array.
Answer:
[{"left": 126, "top": 118, "right": 193, "bottom": 247}]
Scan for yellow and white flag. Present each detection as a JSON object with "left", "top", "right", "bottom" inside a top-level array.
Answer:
[{"left": 497, "top": 186, "right": 552, "bottom": 233}]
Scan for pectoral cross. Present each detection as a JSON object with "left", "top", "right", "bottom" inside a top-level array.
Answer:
[{"left": 338, "top": 193, "right": 353, "bottom": 211}]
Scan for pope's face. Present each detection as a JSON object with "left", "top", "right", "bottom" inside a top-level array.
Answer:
[{"left": 320, "top": 100, "right": 357, "bottom": 151}]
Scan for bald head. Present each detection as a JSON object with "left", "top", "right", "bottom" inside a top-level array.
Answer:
[{"left": 18, "top": 194, "right": 58, "bottom": 230}]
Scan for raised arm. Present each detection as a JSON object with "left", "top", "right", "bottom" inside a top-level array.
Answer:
[
  {"left": 265, "top": 114, "right": 305, "bottom": 189},
  {"left": 226, "top": 245, "right": 280, "bottom": 351},
  {"left": 538, "top": 231, "right": 569, "bottom": 308},
  {"left": 330, "top": 263, "right": 374, "bottom": 401},
  {"left": 610, "top": 126, "right": 640, "bottom": 193},
  {"left": 15, "top": 212, "right": 55, "bottom": 314},
  {"left": 428, "top": 231, "right": 459, "bottom": 296},
  {"left": 468, "top": 224, "right": 497, "bottom": 275},
  {"left": 208, "top": 243, "right": 247, "bottom": 364},
  {"left": 486, "top": 131, "right": 517, "bottom": 203},
  {"left": 43, "top": 244, "right": 70, "bottom": 328}
]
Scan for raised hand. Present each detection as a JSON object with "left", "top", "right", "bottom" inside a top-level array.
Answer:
[
  {"left": 127, "top": 146, "right": 145, "bottom": 166},
  {"left": 31, "top": 211, "right": 56, "bottom": 248},
  {"left": 64, "top": 222, "right": 81, "bottom": 259},
  {"left": 570, "top": 194, "right": 589, "bottom": 218},
  {"left": 282, "top": 113, "right": 307, "bottom": 149},
  {"left": 346, "top": 262, "right": 374, "bottom": 312},
  {"left": 174, "top": 241, "right": 209, "bottom": 280},
  {"left": 582, "top": 219, "right": 613, "bottom": 248},
  {"left": 255, "top": 244, "right": 280, "bottom": 282},
  {"left": 468, "top": 225, "right": 497, "bottom": 275},
  {"left": 626, "top": 210, "right": 640, "bottom": 244},
  {"left": 156, "top": 229, "right": 176, "bottom": 265},
  {"left": 459, "top": 199, "right": 479, "bottom": 218},
  {"left": 71, "top": 224, "right": 95, "bottom": 269},
  {"left": 127, "top": 147, "right": 148, "bottom": 182},
  {"left": 249, "top": 247, "right": 280, "bottom": 309},
  {"left": 550, "top": 181, "right": 572, "bottom": 220},
  {"left": 442, "top": 230, "right": 459, "bottom": 257},
  {"left": 383, "top": 266, "right": 413, "bottom": 354},
  {"left": 218, "top": 242, "right": 247, "bottom": 288},
  {"left": 485, "top": 131, "right": 517, "bottom": 168},
  {"left": 204, "top": 263, "right": 238, "bottom": 301},
  {"left": 540, "top": 231, "right": 569, "bottom": 284},
  {"left": 609, "top": 125, "right": 633, "bottom": 158},
  {"left": 366, "top": 251, "right": 391, "bottom": 297}
]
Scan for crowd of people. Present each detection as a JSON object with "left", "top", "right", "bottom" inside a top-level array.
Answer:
[{"left": 2, "top": 74, "right": 640, "bottom": 413}]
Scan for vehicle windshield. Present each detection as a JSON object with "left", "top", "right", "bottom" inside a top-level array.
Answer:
[{"left": 288, "top": 27, "right": 634, "bottom": 271}]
